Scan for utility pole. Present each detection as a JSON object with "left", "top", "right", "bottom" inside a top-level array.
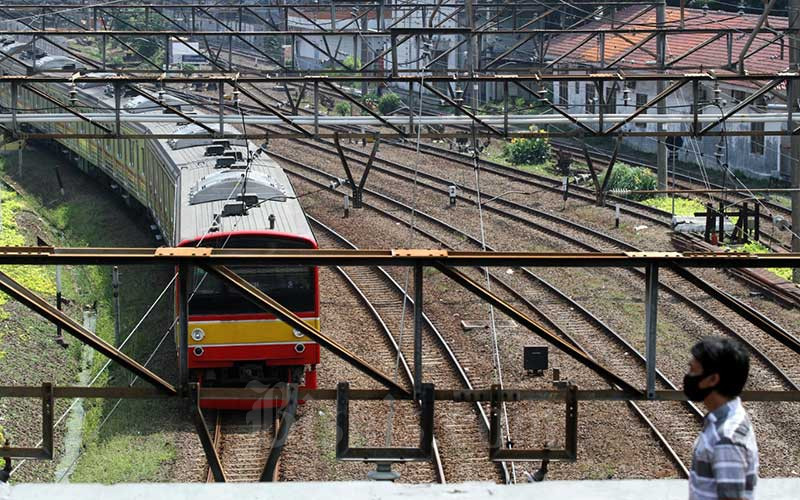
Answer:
[
  {"left": 466, "top": 0, "right": 479, "bottom": 119},
  {"left": 791, "top": 0, "right": 800, "bottom": 282},
  {"left": 656, "top": 0, "right": 668, "bottom": 190},
  {"left": 361, "top": 8, "right": 369, "bottom": 100}
]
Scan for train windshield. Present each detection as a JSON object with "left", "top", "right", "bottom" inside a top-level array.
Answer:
[{"left": 186, "top": 236, "right": 316, "bottom": 315}]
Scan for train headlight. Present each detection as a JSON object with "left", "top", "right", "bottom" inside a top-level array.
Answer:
[
  {"left": 292, "top": 329, "right": 304, "bottom": 339},
  {"left": 294, "top": 343, "right": 306, "bottom": 353},
  {"left": 191, "top": 328, "right": 205, "bottom": 341},
  {"left": 193, "top": 346, "right": 204, "bottom": 357}
]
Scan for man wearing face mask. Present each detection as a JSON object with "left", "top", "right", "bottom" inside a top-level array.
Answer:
[{"left": 685, "top": 337, "right": 758, "bottom": 500}]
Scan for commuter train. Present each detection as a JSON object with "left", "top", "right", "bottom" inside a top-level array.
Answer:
[{"left": 0, "top": 38, "right": 319, "bottom": 409}]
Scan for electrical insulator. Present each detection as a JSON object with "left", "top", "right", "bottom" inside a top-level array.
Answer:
[
  {"left": 454, "top": 86, "right": 464, "bottom": 105},
  {"left": 69, "top": 83, "right": 78, "bottom": 105},
  {"left": 713, "top": 83, "right": 722, "bottom": 106},
  {"left": 714, "top": 142, "right": 725, "bottom": 161}
]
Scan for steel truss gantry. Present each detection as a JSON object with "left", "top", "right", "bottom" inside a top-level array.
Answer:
[
  {"left": 0, "top": 2, "right": 786, "bottom": 75},
  {"left": 0, "top": 247, "right": 798, "bottom": 465},
  {"left": 2, "top": 73, "right": 800, "bottom": 139},
  {"left": 0, "top": 246, "right": 798, "bottom": 477}
]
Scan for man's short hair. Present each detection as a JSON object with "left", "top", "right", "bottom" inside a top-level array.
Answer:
[{"left": 691, "top": 336, "right": 750, "bottom": 397}]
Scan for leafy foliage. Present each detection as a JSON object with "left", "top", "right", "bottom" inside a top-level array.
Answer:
[
  {"left": 362, "top": 91, "right": 379, "bottom": 110},
  {"left": 738, "top": 241, "right": 793, "bottom": 281},
  {"left": 342, "top": 55, "right": 361, "bottom": 71},
  {"left": 601, "top": 163, "right": 657, "bottom": 201},
  {"left": 502, "top": 132, "right": 551, "bottom": 166},
  {"left": 642, "top": 196, "right": 706, "bottom": 216},
  {"left": 334, "top": 101, "right": 352, "bottom": 116},
  {"left": 377, "top": 92, "right": 402, "bottom": 115}
]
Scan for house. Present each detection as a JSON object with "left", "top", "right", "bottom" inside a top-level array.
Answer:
[{"left": 546, "top": 6, "right": 791, "bottom": 180}]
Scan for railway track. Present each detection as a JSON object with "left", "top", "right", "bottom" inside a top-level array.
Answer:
[
  {"left": 273, "top": 149, "right": 702, "bottom": 474},
  {"left": 273, "top": 146, "right": 797, "bottom": 472},
  {"left": 205, "top": 410, "right": 277, "bottom": 482},
  {"left": 173, "top": 82, "right": 800, "bottom": 392},
  {"left": 269, "top": 137, "right": 800, "bottom": 389},
  {"left": 310, "top": 216, "right": 507, "bottom": 483},
  {"left": 177, "top": 80, "right": 800, "bottom": 474}
]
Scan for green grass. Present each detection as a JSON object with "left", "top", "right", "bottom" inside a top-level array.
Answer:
[
  {"left": 69, "top": 432, "right": 175, "bottom": 483},
  {"left": 642, "top": 196, "right": 706, "bottom": 216},
  {"left": 314, "top": 407, "right": 338, "bottom": 467},
  {"left": 0, "top": 180, "right": 57, "bottom": 322},
  {"left": 2, "top": 148, "right": 176, "bottom": 482},
  {"left": 735, "top": 241, "right": 794, "bottom": 281}
]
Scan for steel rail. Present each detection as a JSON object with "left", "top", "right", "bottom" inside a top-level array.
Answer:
[
  {"left": 307, "top": 216, "right": 510, "bottom": 482},
  {"left": 307, "top": 217, "right": 452, "bottom": 483},
  {"left": 550, "top": 141, "right": 793, "bottom": 219},
  {"left": 280, "top": 135, "right": 800, "bottom": 360},
  {"left": 265, "top": 139, "right": 800, "bottom": 393},
  {"left": 276, "top": 151, "right": 693, "bottom": 476}
]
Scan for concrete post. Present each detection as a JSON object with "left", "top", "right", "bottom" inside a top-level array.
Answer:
[
  {"left": 791, "top": 0, "right": 800, "bottom": 282},
  {"left": 656, "top": 0, "right": 668, "bottom": 190}
]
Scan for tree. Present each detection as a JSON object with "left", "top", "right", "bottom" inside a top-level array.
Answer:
[
  {"left": 377, "top": 93, "right": 402, "bottom": 114},
  {"left": 334, "top": 101, "right": 352, "bottom": 116}
]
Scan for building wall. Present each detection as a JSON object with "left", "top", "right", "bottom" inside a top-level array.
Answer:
[{"left": 552, "top": 80, "right": 784, "bottom": 180}]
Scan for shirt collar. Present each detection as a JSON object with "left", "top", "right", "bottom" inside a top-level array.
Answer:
[{"left": 706, "top": 396, "right": 740, "bottom": 424}]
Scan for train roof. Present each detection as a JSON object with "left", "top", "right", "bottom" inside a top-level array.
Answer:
[
  {"left": 149, "top": 122, "right": 314, "bottom": 244},
  {"left": 2, "top": 42, "right": 314, "bottom": 247}
]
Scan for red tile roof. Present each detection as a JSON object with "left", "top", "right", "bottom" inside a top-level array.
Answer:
[{"left": 546, "top": 6, "right": 788, "bottom": 74}]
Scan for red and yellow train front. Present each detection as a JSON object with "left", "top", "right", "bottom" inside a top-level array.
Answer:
[{"left": 178, "top": 232, "right": 320, "bottom": 410}]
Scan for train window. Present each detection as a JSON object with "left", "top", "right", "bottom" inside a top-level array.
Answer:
[
  {"left": 187, "top": 236, "right": 316, "bottom": 315},
  {"left": 189, "top": 265, "right": 315, "bottom": 315}
]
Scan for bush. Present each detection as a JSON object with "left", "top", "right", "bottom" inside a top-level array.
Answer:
[
  {"left": 362, "top": 91, "right": 379, "bottom": 109},
  {"left": 503, "top": 132, "right": 551, "bottom": 165},
  {"left": 601, "top": 163, "right": 657, "bottom": 201},
  {"left": 377, "top": 92, "right": 402, "bottom": 114},
  {"left": 334, "top": 101, "right": 351, "bottom": 116},
  {"left": 342, "top": 55, "right": 361, "bottom": 71}
]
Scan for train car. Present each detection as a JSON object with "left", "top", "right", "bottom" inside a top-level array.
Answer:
[{"left": 0, "top": 39, "right": 320, "bottom": 409}]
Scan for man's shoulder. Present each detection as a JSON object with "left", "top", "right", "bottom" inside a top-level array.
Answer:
[{"left": 715, "top": 406, "right": 755, "bottom": 448}]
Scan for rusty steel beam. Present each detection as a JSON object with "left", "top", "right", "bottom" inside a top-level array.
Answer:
[
  {"left": 5, "top": 73, "right": 800, "bottom": 84},
  {"left": 698, "top": 78, "right": 785, "bottom": 135},
  {"left": 421, "top": 81, "right": 505, "bottom": 137},
  {"left": 2, "top": 385, "right": 799, "bottom": 402},
  {"left": 12, "top": 129, "right": 800, "bottom": 140},
  {"left": 231, "top": 82, "right": 313, "bottom": 138},
  {"left": 605, "top": 78, "right": 689, "bottom": 135},
  {"left": 432, "top": 263, "right": 642, "bottom": 395},
  {"left": 0, "top": 247, "right": 796, "bottom": 268},
  {"left": 191, "top": 383, "right": 226, "bottom": 482},
  {"left": 323, "top": 81, "right": 407, "bottom": 137},
  {"left": 201, "top": 265, "right": 410, "bottom": 397},
  {"left": 0, "top": 383, "right": 54, "bottom": 460},
  {"left": 738, "top": 0, "right": 778, "bottom": 74},
  {"left": 0, "top": 271, "right": 176, "bottom": 395}
]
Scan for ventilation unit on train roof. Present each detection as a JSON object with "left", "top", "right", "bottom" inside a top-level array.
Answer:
[
  {"left": 168, "top": 124, "right": 247, "bottom": 150},
  {"left": 188, "top": 170, "right": 286, "bottom": 206}
]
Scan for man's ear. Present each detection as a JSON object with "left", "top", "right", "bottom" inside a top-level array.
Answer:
[{"left": 700, "top": 372, "right": 720, "bottom": 390}]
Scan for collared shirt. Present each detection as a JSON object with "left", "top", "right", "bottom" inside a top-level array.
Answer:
[{"left": 689, "top": 397, "right": 759, "bottom": 500}]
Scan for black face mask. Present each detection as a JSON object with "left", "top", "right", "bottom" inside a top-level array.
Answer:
[{"left": 683, "top": 372, "right": 715, "bottom": 402}]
